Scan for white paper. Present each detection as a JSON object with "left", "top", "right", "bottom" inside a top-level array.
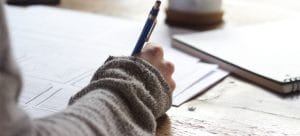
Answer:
[
  {"left": 173, "top": 69, "right": 228, "bottom": 106},
  {"left": 6, "top": 5, "right": 227, "bottom": 117}
]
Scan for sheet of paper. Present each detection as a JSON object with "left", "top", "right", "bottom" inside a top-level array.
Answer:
[
  {"left": 19, "top": 77, "right": 53, "bottom": 107},
  {"left": 173, "top": 69, "right": 228, "bottom": 106},
  {"left": 6, "top": 5, "right": 227, "bottom": 117}
]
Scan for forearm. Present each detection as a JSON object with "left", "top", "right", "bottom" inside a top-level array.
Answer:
[
  {"left": 33, "top": 89, "right": 155, "bottom": 136},
  {"left": 1, "top": 56, "right": 171, "bottom": 136},
  {"left": 0, "top": 1, "right": 33, "bottom": 135},
  {"left": 68, "top": 56, "right": 171, "bottom": 135},
  {"left": 31, "top": 56, "right": 171, "bottom": 136},
  {"left": 0, "top": 1, "right": 171, "bottom": 135}
]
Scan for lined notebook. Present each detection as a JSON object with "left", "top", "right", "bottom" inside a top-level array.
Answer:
[
  {"left": 6, "top": 5, "right": 228, "bottom": 117},
  {"left": 173, "top": 19, "right": 300, "bottom": 93}
]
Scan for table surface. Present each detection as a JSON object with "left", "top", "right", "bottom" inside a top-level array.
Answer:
[{"left": 57, "top": 0, "right": 300, "bottom": 135}]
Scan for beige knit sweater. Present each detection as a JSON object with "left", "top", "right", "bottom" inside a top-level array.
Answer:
[{"left": 0, "top": 1, "right": 172, "bottom": 136}]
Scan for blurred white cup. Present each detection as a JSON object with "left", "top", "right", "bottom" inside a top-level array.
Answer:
[{"left": 168, "top": 0, "right": 222, "bottom": 13}]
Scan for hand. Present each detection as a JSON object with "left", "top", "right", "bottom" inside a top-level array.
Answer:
[{"left": 137, "top": 43, "right": 176, "bottom": 92}]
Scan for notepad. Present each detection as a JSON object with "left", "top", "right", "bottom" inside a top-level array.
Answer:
[
  {"left": 173, "top": 19, "right": 300, "bottom": 93},
  {"left": 6, "top": 5, "right": 227, "bottom": 117}
]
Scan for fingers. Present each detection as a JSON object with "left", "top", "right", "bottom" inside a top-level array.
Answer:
[
  {"left": 163, "top": 61, "right": 175, "bottom": 76},
  {"left": 167, "top": 78, "right": 176, "bottom": 92},
  {"left": 142, "top": 43, "right": 164, "bottom": 60},
  {"left": 137, "top": 42, "right": 176, "bottom": 92},
  {"left": 161, "top": 61, "right": 176, "bottom": 91}
]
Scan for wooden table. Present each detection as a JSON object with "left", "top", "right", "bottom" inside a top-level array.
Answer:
[{"left": 58, "top": 0, "right": 300, "bottom": 135}]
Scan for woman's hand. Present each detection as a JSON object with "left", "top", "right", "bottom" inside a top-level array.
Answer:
[{"left": 137, "top": 43, "right": 176, "bottom": 92}]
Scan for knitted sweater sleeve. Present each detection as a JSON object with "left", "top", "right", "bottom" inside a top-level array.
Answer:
[
  {"left": 32, "top": 56, "right": 172, "bottom": 136},
  {"left": 0, "top": 1, "right": 172, "bottom": 136}
]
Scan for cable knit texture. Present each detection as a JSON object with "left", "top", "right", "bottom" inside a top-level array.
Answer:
[{"left": 0, "top": 1, "right": 172, "bottom": 136}]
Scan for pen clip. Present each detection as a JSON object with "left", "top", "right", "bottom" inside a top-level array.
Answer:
[{"left": 145, "top": 20, "right": 157, "bottom": 42}]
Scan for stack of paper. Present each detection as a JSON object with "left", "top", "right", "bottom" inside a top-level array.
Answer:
[{"left": 6, "top": 5, "right": 228, "bottom": 117}]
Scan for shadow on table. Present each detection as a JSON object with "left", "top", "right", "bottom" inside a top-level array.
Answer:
[{"left": 156, "top": 114, "right": 172, "bottom": 136}]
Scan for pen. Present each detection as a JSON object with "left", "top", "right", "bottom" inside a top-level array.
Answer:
[{"left": 131, "top": 0, "right": 161, "bottom": 56}]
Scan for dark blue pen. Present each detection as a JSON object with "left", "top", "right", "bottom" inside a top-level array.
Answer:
[{"left": 131, "top": 0, "right": 161, "bottom": 56}]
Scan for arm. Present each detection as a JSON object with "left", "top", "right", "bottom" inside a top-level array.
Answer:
[
  {"left": 32, "top": 55, "right": 173, "bottom": 136},
  {"left": 0, "top": 1, "right": 32, "bottom": 135},
  {"left": 0, "top": 1, "right": 174, "bottom": 136}
]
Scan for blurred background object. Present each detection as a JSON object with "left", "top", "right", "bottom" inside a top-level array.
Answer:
[
  {"left": 7, "top": 0, "right": 60, "bottom": 5},
  {"left": 166, "top": 0, "right": 223, "bottom": 30}
]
